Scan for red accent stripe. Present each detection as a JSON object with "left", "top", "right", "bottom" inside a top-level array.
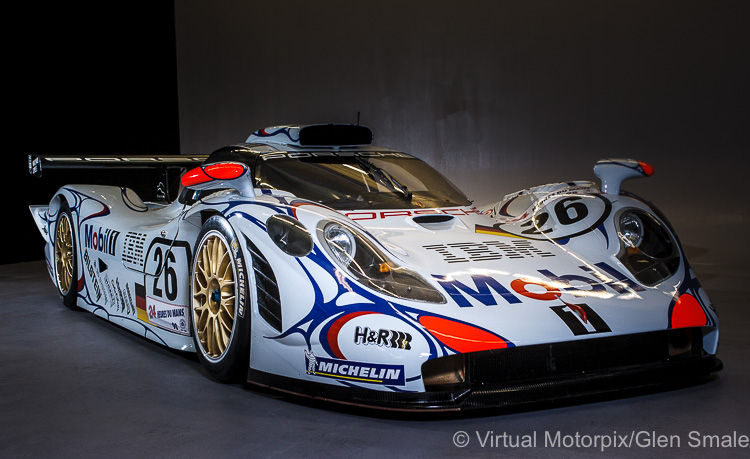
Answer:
[
  {"left": 563, "top": 301, "right": 588, "bottom": 323},
  {"left": 418, "top": 315, "right": 508, "bottom": 353},
  {"left": 638, "top": 161, "right": 655, "bottom": 176},
  {"left": 181, "top": 162, "right": 246, "bottom": 187},
  {"left": 135, "top": 283, "right": 147, "bottom": 311},
  {"left": 510, "top": 278, "right": 561, "bottom": 301},
  {"left": 204, "top": 163, "right": 246, "bottom": 180},
  {"left": 327, "top": 311, "right": 377, "bottom": 359},
  {"left": 181, "top": 166, "right": 211, "bottom": 187},
  {"left": 671, "top": 293, "right": 707, "bottom": 328}
]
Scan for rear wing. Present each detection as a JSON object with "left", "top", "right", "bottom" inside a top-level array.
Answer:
[
  {"left": 28, "top": 154, "right": 209, "bottom": 202},
  {"left": 28, "top": 155, "right": 208, "bottom": 177}
]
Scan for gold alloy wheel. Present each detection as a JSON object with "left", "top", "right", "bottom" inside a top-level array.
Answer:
[
  {"left": 193, "top": 233, "right": 236, "bottom": 359},
  {"left": 55, "top": 214, "right": 74, "bottom": 294}
]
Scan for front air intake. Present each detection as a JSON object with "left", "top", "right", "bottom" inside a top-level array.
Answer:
[
  {"left": 412, "top": 214, "right": 457, "bottom": 231},
  {"left": 244, "top": 236, "right": 282, "bottom": 332}
]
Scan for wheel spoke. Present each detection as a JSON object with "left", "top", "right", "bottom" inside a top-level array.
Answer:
[{"left": 211, "top": 238, "right": 219, "bottom": 274}]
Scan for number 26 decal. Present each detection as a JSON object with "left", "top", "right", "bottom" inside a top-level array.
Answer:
[
  {"left": 500, "top": 195, "right": 612, "bottom": 241},
  {"left": 152, "top": 246, "right": 178, "bottom": 301}
]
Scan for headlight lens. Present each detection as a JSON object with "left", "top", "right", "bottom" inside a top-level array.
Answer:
[
  {"left": 319, "top": 221, "right": 446, "bottom": 303},
  {"left": 267, "top": 214, "right": 313, "bottom": 257},
  {"left": 324, "top": 224, "right": 356, "bottom": 264},
  {"left": 616, "top": 209, "right": 679, "bottom": 285},
  {"left": 618, "top": 212, "right": 643, "bottom": 248}
]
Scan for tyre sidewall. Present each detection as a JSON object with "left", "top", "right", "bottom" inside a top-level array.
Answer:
[
  {"left": 55, "top": 203, "right": 78, "bottom": 309},
  {"left": 190, "top": 216, "right": 251, "bottom": 382}
]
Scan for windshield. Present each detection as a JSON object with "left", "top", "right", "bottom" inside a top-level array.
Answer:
[{"left": 254, "top": 152, "right": 471, "bottom": 210}]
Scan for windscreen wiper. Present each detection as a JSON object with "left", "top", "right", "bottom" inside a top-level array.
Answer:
[{"left": 354, "top": 156, "right": 412, "bottom": 200}]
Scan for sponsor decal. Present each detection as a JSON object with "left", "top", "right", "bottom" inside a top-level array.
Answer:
[
  {"left": 43, "top": 156, "right": 206, "bottom": 164},
  {"left": 124, "top": 283, "right": 135, "bottom": 315},
  {"left": 482, "top": 195, "right": 612, "bottom": 242},
  {"left": 550, "top": 303, "right": 612, "bottom": 335},
  {"left": 115, "top": 278, "right": 130, "bottom": 315},
  {"left": 103, "top": 274, "right": 116, "bottom": 308},
  {"left": 354, "top": 326, "right": 412, "bottom": 350},
  {"left": 433, "top": 262, "right": 644, "bottom": 308},
  {"left": 345, "top": 207, "right": 482, "bottom": 221},
  {"left": 231, "top": 238, "right": 246, "bottom": 318},
  {"left": 261, "top": 151, "right": 408, "bottom": 161},
  {"left": 137, "top": 295, "right": 190, "bottom": 335},
  {"left": 122, "top": 232, "right": 147, "bottom": 270},
  {"left": 304, "top": 350, "right": 405, "bottom": 385},
  {"left": 142, "top": 239, "right": 192, "bottom": 329},
  {"left": 424, "top": 240, "right": 555, "bottom": 264},
  {"left": 82, "top": 250, "right": 103, "bottom": 302},
  {"left": 28, "top": 155, "right": 41, "bottom": 176},
  {"left": 103, "top": 273, "right": 135, "bottom": 315},
  {"left": 434, "top": 273, "right": 522, "bottom": 307},
  {"left": 83, "top": 224, "right": 120, "bottom": 256},
  {"left": 135, "top": 282, "right": 189, "bottom": 335},
  {"left": 135, "top": 282, "right": 146, "bottom": 317}
]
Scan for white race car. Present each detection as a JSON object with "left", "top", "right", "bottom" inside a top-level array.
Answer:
[{"left": 29, "top": 124, "right": 721, "bottom": 410}]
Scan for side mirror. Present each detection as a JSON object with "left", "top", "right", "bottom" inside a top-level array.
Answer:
[
  {"left": 594, "top": 159, "right": 654, "bottom": 195},
  {"left": 181, "top": 162, "right": 254, "bottom": 197}
]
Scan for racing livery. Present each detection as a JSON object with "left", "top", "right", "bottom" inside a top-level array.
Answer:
[{"left": 29, "top": 124, "right": 721, "bottom": 410}]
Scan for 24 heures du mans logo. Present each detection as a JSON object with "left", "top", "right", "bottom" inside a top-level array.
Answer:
[{"left": 354, "top": 326, "right": 412, "bottom": 350}]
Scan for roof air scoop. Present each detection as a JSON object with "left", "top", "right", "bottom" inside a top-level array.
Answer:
[
  {"left": 246, "top": 124, "right": 373, "bottom": 147},
  {"left": 594, "top": 159, "right": 654, "bottom": 195}
]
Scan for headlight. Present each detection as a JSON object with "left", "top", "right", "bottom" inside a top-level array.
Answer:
[
  {"left": 267, "top": 214, "right": 314, "bottom": 257},
  {"left": 318, "top": 221, "right": 446, "bottom": 303},
  {"left": 323, "top": 224, "right": 356, "bottom": 264},
  {"left": 618, "top": 212, "right": 643, "bottom": 248},
  {"left": 616, "top": 209, "right": 679, "bottom": 285}
]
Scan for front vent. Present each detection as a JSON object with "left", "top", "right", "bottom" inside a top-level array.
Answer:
[{"left": 244, "top": 236, "right": 282, "bottom": 332}]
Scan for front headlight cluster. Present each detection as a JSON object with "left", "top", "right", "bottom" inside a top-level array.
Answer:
[
  {"left": 616, "top": 209, "right": 680, "bottom": 285},
  {"left": 319, "top": 221, "right": 446, "bottom": 303}
]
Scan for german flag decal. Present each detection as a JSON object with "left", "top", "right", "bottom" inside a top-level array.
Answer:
[{"left": 474, "top": 224, "right": 528, "bottom": 239}]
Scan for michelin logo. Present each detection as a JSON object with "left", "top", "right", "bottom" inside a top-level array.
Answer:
[{"left": 304, "top": 351, "right": 405, "bottom": 386}]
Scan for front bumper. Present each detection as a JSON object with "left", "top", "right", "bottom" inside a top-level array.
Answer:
[{"left": 248, "top": 327, "right": 721, "bottom": 411}]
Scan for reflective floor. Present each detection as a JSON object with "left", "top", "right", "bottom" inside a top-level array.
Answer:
[{"left": 0, "top": 259, "right": 748, "bottom": 458}]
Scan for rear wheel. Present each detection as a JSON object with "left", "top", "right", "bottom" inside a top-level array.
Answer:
[
  {"left": 191, "top": 216, "right": 251, "bottom": 382},
  {"left": 54, "top": 205, "right": 78, "bottom": 309}
]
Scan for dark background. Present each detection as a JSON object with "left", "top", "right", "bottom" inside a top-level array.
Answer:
[
  {"left": 7, "top": 2, "right": 180, "bottom": 264},
  {"left": 6, "top": 1, "right": 749, "bottom": 266}
]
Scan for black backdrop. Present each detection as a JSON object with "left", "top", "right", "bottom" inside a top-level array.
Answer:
[{"left": 7, "top": 3, "right": 180, "bottom": 263}]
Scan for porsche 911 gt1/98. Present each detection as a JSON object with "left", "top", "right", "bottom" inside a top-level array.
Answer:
[{"left": 28, "top": 124, "right": 721, "bottom": 410}]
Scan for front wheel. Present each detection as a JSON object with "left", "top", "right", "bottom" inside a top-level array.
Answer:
[{"left": 191, "top": 216, "right": 251, "bottom": 382}]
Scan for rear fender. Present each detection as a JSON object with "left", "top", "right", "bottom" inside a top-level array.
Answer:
[{"left": 29, "top": 205, "right": 51, "bottom": 245}]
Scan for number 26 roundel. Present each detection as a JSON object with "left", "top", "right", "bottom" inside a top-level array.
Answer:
[{"left": 493, "top": 195, "right": 612, "bottom": 241}]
